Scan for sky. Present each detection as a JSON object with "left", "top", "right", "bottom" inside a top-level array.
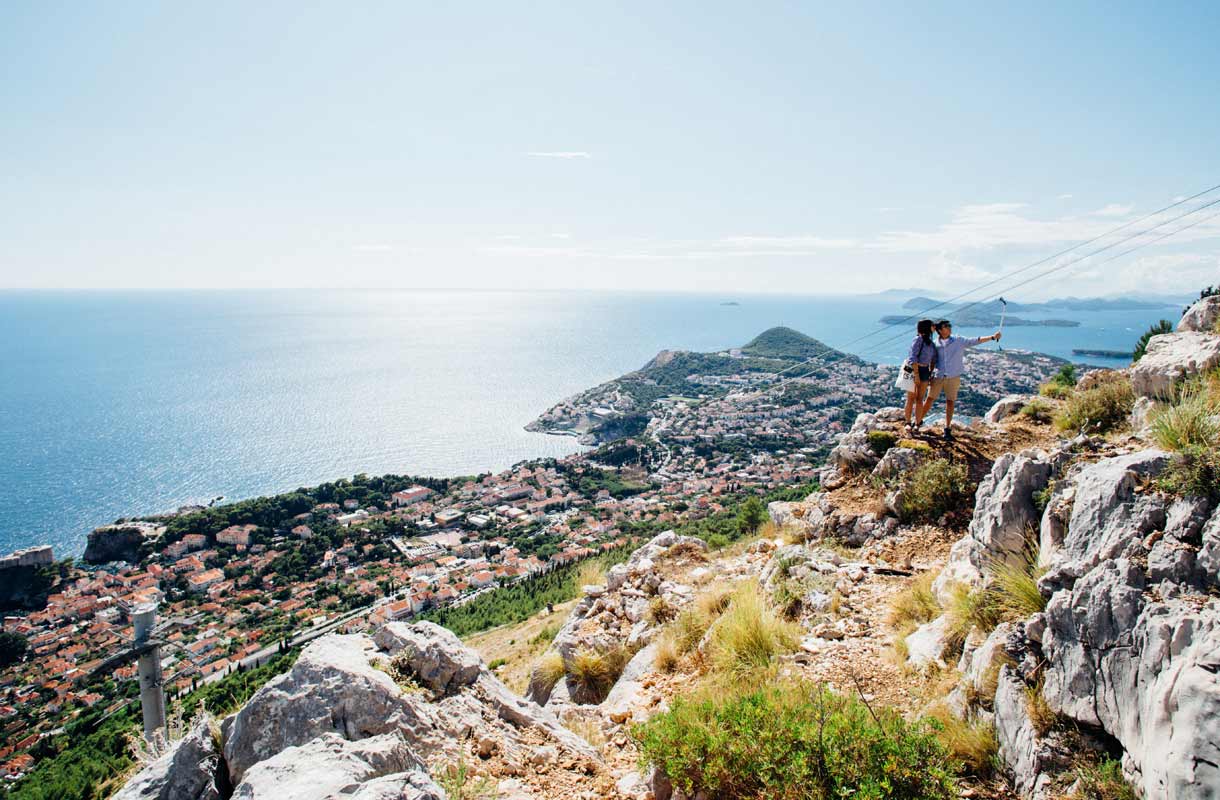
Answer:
[{"left": 2, "top": 1, "right": 1219, "bottom": 297}]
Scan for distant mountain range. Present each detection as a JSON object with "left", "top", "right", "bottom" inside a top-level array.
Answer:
[{"left": 899, "top": 295, "right": 1185, "bottom": 313}]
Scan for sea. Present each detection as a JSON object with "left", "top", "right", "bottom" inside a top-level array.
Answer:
[{"left": 0, "top": 290, "right": 1182, "bottom": 557}]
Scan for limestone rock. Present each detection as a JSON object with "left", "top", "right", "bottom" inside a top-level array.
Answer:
[
  {"left": 826, "top": 409, "right": 903, "bottom": 474},
  {"left": 1130, "top": 332, "right": 1220, "bottom": 399},
  {"left": 374, "top": 620, "right": 483, "bottom": 694},
  {"left": 934, "top": 452, "right": 1050, "bottom": 602},
  {"left": 904, "top": 616, "right": 950, "bottom": 668},
  {"left": 1178, "top": 295, "right": 1220, "bottom": 333},
  {"left": 229, "top": 732, "right": 434, "bottom": 800},
  {"left": 993, "top": 668, "right": 1073, "bottom": 799},
  {"left": 113, "top": 714, "right": 222, "bottom": 800},
  {"left": 984, "top": 395, "right": 1029, "bottom": 424}
]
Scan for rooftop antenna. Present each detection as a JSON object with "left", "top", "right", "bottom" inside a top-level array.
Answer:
[{"left": 91, "top": 601, "right": 168, "bottom": 747}]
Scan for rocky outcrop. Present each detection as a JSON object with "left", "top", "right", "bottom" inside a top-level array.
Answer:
[
  {"left": 768, "top": 492, "right": 898, "bottom": 548},
  {"left": 527, "top": 531, "right": 705, "bottom": 706},
  {"left": 84, "top": 522, "right": 162, "bottom": 564},
  {"left": 819, "top": 407, "right": 904, "bottom": 487},
  {"left": 120, "top": 621, "right": 602, "bottom": 800},
  {"left": 1178, "top": 295, "right": 1220, "bottom": 333},
  {"left": 113, "top": 714, "right": 223, "bottom": 800},
  {"left": 933, "top": 451, "right": 1051, "bottom": 603},
  {"left": 1129, "top": 331, "right": 1220, "bottom": 399},
  {"left": 972, "top": 447, "right": 1220, "bottom": 799},
  {"left": 232, "top": 733, "right": 440, "bottom": 800}
]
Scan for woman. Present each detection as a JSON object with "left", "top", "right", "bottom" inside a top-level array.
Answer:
[{"left": 903, "top": 319, "right": 937, "bottom": 432}]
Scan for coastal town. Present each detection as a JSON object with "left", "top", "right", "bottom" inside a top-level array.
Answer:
[{"left": 0, "top": 331, "right": 1063, "bottom": 784}]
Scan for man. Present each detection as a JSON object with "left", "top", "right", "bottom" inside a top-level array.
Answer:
[{"left": 922, "top": 320, "right": 1002, "bottom": 440}]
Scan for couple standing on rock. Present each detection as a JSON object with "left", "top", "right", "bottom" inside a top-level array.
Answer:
[{"left": 901, "top": 319, "right": 1001, "bottom": 440}]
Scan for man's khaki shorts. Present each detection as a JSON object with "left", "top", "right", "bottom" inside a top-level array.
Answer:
[{"left": 929, "top": 376, "right": 961, "bottom": 402}]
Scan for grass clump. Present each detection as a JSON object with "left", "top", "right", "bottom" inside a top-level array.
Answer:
[
  {"left": 1158, "top": 444, "right": 1220, "bottom": 502},
  {"left": 376, "top": 652, "right": 425, "bottom": 693},
  {"left": 1020, "top": 398, "right": 1054, "bottom": 424},
  {"left": 531, "top": 651, "right": 565, "bottom": 698},
  {"left": 654, "top": 634, "right": 680, "bottom": 673},
  {"left": 1150, "top": 389, "right": 1219, "bottom": 451},
  {"left": 575, "top": 560, "right": 606, "bottom": 589},
  {"left": 633, "top": 683, "right": 959, "bottom": 800},
  {"left": 887, "top": 572, "right": 942, "bottom": 630},
  {"left": 647, "top": 596, "right": 678, "bottom": 625},
  {"left": 1025, "top": 679, "right": 1057, "bottom": 736},
  {"left": 667, "top": 585, "right": 733, "bottom": 656},
  {"left": 1053, "top": 374, "right": 1133, "bottom": 434},
  {"left": 567, "top": 645, "right": 633, "bottom": 703},
  {"left": 867, "top": 429, "right": 898, "bottom": 455},
  {"left": 1074, "top": 757, "right": 1138, "bottom": 800},
  {"left": 923, "top": 704, "right": 998, "bottom": 777},
  {"left": 989, "top": 546, "right": 1047, "bottom": 622},
  {"left": 1040, "top": 382, "right": 1074, "bottom": 400},
  {"left": 436, "top": 758, "right": 496, "bottom": 800},
  {"left": 896, "top": 437, "right": 932, "bottom": 451},
  {"left": 897, "top": 460, "right": 974, "bottom": 524},
  {"left": 708, "top": 585, "right": 799, "bottom": 679}
]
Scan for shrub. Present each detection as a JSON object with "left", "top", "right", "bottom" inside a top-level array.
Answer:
[
  {"left": 531, "top": 651, "right": 565, "bottom": 698},
  {"left": 1053, "top": 377, "right": 1133, "bottom": 434},
  {"left": 887, "top": 572, "right": 941, "bottom": 630},
  {"left": 531, "top": 623, "right": 559, "bottom": 645},
  {"left": 567, "top": 646, "right": 633, "bottom": 703},
  {"left": 1049, "top": 363, "right": 1077, "bottom": 388},
  {"left": 708, "top": 585, "right": 799, "bottom": 679},
  {"left": 1075, "top": 758, "right": 1138, "bottom": 800},
  {"left": 1133, "top": 319, "right": 1174, "bottom": 363},
  {"left": 1150, "top": 390, "right": 1219, "bottom": 451},
  {"left": 487, "top": 657, "right": 507, "bottom": 671},
  {"left": 922, "top": 704, "right": 998, "bottom": 777},
  {"left": 737, "top": 496, "right": 766, "bottom": 538},
  {"left": 1032, "top": 482, "right": 1054, "bottom": 516},
  {"left": 867, "top": 429, "right": 898, "bottom": 455},
  {"left": 897, "top": 460, "right": 974, "bottom": 524},
  {"left": 1158, "top": 444, "right": 1220, "bottom": 502},
  {"left": 1020, "top": 399, "right": 1054, "bottom": 424},
  {"left": 1039, "top": 382, "right": 1074, "bottom": 400},
  {"left": 633, "top": 683, "right": 959, "bottom": 800}
]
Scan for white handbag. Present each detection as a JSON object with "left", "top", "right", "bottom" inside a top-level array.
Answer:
[{"left": 895, "top": 362, "right": 915, "bottom": 393}]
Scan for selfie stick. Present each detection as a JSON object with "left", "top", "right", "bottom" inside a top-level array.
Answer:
[{"left": 997, "top": 297, "right": 1007, "bottom": 351}]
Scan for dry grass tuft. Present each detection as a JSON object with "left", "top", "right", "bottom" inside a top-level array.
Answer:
[
  {"left": 923, "top": 704, "right": 998, "bottom": 777},
  {"left": 1025, "top": 679, "right": 1057, "bottom": 736},
  {"left": 708, "top": 584, "right": 799, "bottom": 680},
  {"left": 887, "top": 571, "right": 942, "bottom": 629},
  {"left": 567, "top": 646, "right": 633, "bottom": 703}
]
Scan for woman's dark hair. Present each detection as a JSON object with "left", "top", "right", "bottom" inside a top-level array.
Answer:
[{"left": 916, "top": 319, "right": 934, "bottom": 342}]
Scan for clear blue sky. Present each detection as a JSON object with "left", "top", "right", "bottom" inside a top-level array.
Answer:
[{"left": 2, "top": 1, "right": 1218, "bottom": 295}]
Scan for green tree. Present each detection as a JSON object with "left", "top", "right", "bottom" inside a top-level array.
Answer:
[
  {"left": 737, "top": 496, "right": 766, "bottom": 537},
  {"left": 0, "top": 631, "right": 29, "bottom": 668}
]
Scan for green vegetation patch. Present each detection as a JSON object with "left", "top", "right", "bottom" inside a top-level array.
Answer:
[
  {"left": 1053, "top": 374, "right": 1133, "bottom": 434},
  {"left": 896, "top": 460, "right": 974, "bottom": 524},
  {"left": 633, "top": 683, "right": 958, "bottom": 800}
]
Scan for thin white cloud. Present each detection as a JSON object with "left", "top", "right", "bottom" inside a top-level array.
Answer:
[
  {"left": 1058, "top": 193, "right": 1074, "bottom": 200},
  {"left": 1092, "top": 203, "right": 1133, "bottom": 217},
  {"left": 526, "top": 151, "right": 592, "bottom": 159},
  {"left": 719, "top": 235, "right": 858, "bottom": 250}
]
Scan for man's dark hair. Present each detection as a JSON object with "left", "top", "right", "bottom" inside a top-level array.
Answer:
[{"left": 936, "top": 319, "right": 951, "bottom": 329}]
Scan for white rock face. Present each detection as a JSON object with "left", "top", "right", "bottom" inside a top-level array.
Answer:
[
  {"left": 1130, "top": 331, "right": 1220, "bottom": 399},
  {"left": 112, "top": 714, "right": 222, "bottom": 800},
  {"left": 1031, "top": 451, "right": 1220, "bottom": 799},
  {"left": 904, "top": 616, "right": 950, "bottom": 668},
  {"left": 993, "top": 668, "right": 1072, "bottom": 800},
  {"left": 1178, "top": 295, "right": 1220, "bottom": 333},
  {"left": 230, "top": 732, "right": 439, "bottom": 800}
]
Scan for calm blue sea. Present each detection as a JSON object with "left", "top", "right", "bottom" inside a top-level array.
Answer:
[{"left": 0, "top": 290, "right": 1178, "bottom": 557}]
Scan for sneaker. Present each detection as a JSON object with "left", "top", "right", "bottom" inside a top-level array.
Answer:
[{"left": 943, "top": 429, "right": 955, "bottom": 441}]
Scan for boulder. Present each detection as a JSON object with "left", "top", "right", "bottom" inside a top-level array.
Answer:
[
  {"left": 826, "top": 409, "right": 903, "bottom": 474},
  {"left": 229, "top": 732, "right": 436, "bottom": 800},
  {"left": 373, "top": 621, "right": 483, "bottom": 694},
  {"left": 113, "top": 714, "right": 222, "bottom": 800},
  {"left": 1178, "top": 295, "right": 1220, "bottom": 333},
  {"left": 1129, "top": 396, "right": 1159, "bottom": 436},
  {"left": 984, "top": 395, "right": 1029, "bottom": 424},
  {"left": 1130, "top": 332, "right": 1220, "bottom": 399}
]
